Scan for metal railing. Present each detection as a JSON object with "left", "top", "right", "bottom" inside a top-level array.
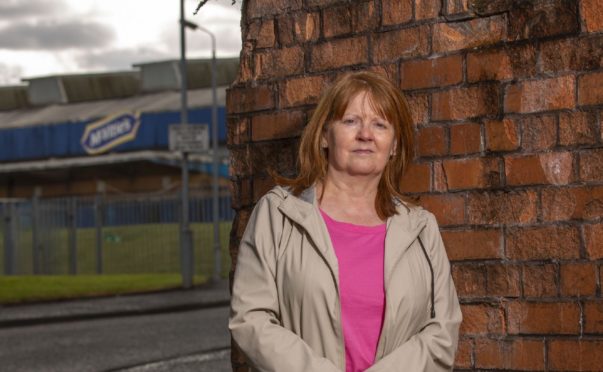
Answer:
[{"left": 0, "top": 190, "right": 233, "bottom": 277}]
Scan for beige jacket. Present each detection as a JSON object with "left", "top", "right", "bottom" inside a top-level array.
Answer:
[{"left": 229, "top": 186, "right": 462, "bottom": 371}]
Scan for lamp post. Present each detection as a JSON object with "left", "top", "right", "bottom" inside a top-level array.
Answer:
[
  {"left": 182, "top": 20, "right": 222, "bottom": 284},
  {"left": 179, "top": 0, "right": 193, "bottom": 289}
]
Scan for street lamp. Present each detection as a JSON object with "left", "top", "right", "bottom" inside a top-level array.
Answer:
[
  {"left": 179, "top": 0, "right": 193, "bottom": 289},
  {"left": 182, "top": 18, "right": 222, "bottom": 284}
]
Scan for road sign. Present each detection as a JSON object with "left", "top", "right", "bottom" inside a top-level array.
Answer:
[{"left": 169, "top": 124, "right": 209, "bottom": 153}]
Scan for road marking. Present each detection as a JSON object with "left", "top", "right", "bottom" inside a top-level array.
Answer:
[{"left": 111, "top": 347, "right": 230, "bottom": 371}]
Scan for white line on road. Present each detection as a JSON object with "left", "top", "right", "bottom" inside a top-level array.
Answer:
[{"left": 113, "top": 347, "right": 230, "bottom": 371}]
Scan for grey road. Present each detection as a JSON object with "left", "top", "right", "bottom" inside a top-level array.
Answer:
[{"left": 0, "top": 306, "right": 231, "bottom": 372}]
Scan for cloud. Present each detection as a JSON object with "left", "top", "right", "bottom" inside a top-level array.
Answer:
[
  {"left": 0, "top": 0, "right": 67, "bottom": 20},
  {"left": 160, "top": 2, "right": 242, "bottom": 59},
  {"left": 0, "top": 20, "right": 115, "bottom": 50},
  {"left": 0, "top": 62, "right": 24, "bottom": 85},
  {"left": 75, "top": 47, "right": 174, "bottom": 71}
]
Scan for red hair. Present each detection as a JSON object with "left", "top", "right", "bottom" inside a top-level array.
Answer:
[{"left": 276, "top": 71, "right": 415, "bottom": 219}]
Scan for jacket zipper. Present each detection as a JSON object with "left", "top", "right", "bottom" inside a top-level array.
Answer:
[{"left": 375, "top": 219, "right": 392, "bottom": 360}]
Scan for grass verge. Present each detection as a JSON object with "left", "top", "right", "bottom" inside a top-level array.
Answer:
[{"left": 0, "top": 274, "right": 208, "bottom": 305}]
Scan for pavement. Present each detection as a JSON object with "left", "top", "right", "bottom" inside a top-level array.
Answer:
[{"left": 0, "top": 280, "right": 231, "bottom": 328}]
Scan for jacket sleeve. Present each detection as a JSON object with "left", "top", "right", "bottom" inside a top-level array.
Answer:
[
  {"left": 228, "top": 195, "right": 340, "bottom": 372},
  {"left": 366, "top": 213, "right": 462, "bottom": 372}
]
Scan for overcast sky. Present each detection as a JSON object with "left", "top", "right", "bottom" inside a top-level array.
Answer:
[{"left": 0, "top": 0, "right": 242, "bottom": 85}]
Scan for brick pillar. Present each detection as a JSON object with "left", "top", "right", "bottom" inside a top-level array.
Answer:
[{"left": 227, "top": 1, "right": 603, "bottom": 370}]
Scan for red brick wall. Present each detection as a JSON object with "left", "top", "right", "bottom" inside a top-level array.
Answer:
[{"left": 227, "top": 1, "right": 603, "bottom": 370}]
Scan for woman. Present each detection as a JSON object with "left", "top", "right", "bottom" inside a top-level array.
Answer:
[{"left": 229, "top": 72, "right": 462, "bottom": 371}]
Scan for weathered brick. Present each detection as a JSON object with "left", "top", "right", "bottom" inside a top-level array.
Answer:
[
  {"left": 381, "top": 0, "right": 412, "bottom": 26},
  {"left": 444, "top": 0, "right": 469, "bottom": 16},
  {"left": 540, "top": 36, "right": 603, "bottom": 74},
  {"left": 548, "top": 340, "right": 603, "bottom": 371},
  {"left": 322, "top": 5, "right": 352, "bottom": 37},
  {"left": 560, "top": 262, "right": 597, "bottom": 297},
  {"left": 584, "top": 301, "right": 603, "bottom": 333},
  {"left": 475, "top": 338, "right": 545, "bottom": 371},
  {"left": 559, "top": 110, "right": 598, "bottom": 146},
  {"left": 441, "top": 228, "right": 503, "bottom": 261},
  {"left": 578, "top": 71, "right": 603, "bottom": 106},
  {"left": 305, "top": 0, "right": 345, "bottom": 6},
  {"left": 400, "top": 55, "right": 463, "bottom": 90},
  {"left": 467, "top": 49, "right": 512, "bottom": 82},
  {"left": 248, "top": 0, "right": 302, "bottom": 18},
  {"left": 486, "top": 263, "right": 521, "bottom": 297},
  {"left": 417, "top": 193, "right": 464, "bottom": 226},
  {"left": 252, "top": 175, "right": 276, "bottom": 202},
  {"left": 322, "top": 1, "right": 377, "bottom": 37},
  {"left": 415, "top": 0, "right": 441, "bottom": 20},
  {"left": 450, "top": 122, "right": 482, "bottom": 155},
  {"left": 452, "top": 264, "right": 487, "bottom": 297},
  {"left": 250, "top": 140, "right": 299, "bottom": 176},
  {"left": 351, "top": 1, "right": 378, "bottom": 32},
  {"left": 405, "top": 93, "right": 429, "bottom": 126},
  {"left": 442, "top": 157, "right": 500, "bottom": 190},
  {"left": 470, "top": 0, "right": 516, "bottom": 16},
  {"left": 400, "top": 162, "right": 430, "bottom": 193},
  {"left": 227, "top": 85, "right": 274, "bottom": 114},
  {"left": 468, "top": 44, "right": 537, "bottom": 82},
  {"left": 433, "top": 15, "right": 506, "bottom": 53},
  {"left": 541, "top": 186, "right": 603, "bottom": 222},
  {"left": 280, "top": 75, "right": 326, "bottom": 108},
  {"left": 237, "top": 47, "right": 254, "bottom": 84},
  {"left": 580, "top": 0, "right": 603, "bottom": 33},
  {"left": 506, "top": 225, "right": 581, "bottom": 260},
  {"left": 460, "top": 303, "right": 505, "bottom": 335},
  {"left": 432, "top": 84, "right": 499, "bottom": 121},
  {"left": 367, "top": 64, "right": 398, "bottom": 83},
  {"left": 251, "top": 111, "right": 305, "bottom": 142},
  {"left": 522, "top": 264, "right": 558, "bottom": 297},
  {"left": 507, "top": 0, "right": 579, "bottom": 40},
  {"left": 433, "top": 161, "right": 447, "bottom": 192},
  {"left": 277, "top": 11, "right": 320, "bottom": 46},
  {"left": 485, "top": 119, "right": 519, "bottom": 152},
  {"left": 584, "top": 223, "right": 603, "bottom": 259},
  {"left": 247, "top": 19, "right": 275, "bottom": 49},
  {"left": 467, "top": 190, "right": 538, "bottom": 225},
  {"left": 228, "top": 117, "right": 250, "bottom": 146},
  {"left": 505, "top": 152, "right": 574, "bottom": 186},
  {"left": 505, "top": 75, "right": 575, "bottom": 114},
  {"left": 310, "top": 37, "right": 368, "bottom": 71},
  {"left": 416, "top": 125, "right": 447, "bottom": 157},
  {"left": 507, "top": 301, "right": 580, "bottom": 334},
  {"left": 454, "top": 338, "right": 473, "bottom": 369},
  {"left": 579, "top": 148, "right": 603, "bottom": 182},
  {"left": 372, "top": 25, "right": 429, "bottom": 64},
  {"left": 519, "top": 114, "right": 557, "bottom": 151},
  {"left": 230, "top": 146, "right": 252, "bottom": 177},
  {"left": 254, "top": 46, "right": 304, "bottom": 80}
]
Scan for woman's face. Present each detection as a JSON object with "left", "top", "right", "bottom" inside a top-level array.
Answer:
[{"left": 321, "top": 91, "right": 397, "bottom": 179}]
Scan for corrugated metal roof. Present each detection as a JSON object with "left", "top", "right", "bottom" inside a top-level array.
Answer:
[
  {"left": 0, "top": 150, "right": 227, "bottom": 173},
  {"left": 0, "top": 86, "right": 29, "bottom": 111},
  {"left": 0, "top": 86, "right": 227, "bottom": 129}
]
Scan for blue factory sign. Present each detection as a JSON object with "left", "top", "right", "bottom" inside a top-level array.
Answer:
[{"left": 81, "top": 112, "right": 140, "bottom": 154}]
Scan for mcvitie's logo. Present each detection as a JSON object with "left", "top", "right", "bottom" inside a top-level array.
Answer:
[{"left": 81, "top": 112, "right": 140, "bottom": 155}]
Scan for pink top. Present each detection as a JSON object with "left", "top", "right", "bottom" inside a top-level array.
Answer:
[{"left": 320, "top": 209, "right": 386, "bottom": 372}]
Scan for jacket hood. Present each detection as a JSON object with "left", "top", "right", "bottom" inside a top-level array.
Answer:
[{"left": 269, "top": 185, "right": 429, "bottom": 254}]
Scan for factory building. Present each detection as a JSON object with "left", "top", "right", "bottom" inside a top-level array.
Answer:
[{"left": 0, "top": 58, "right": 238, "bottom": 198}]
